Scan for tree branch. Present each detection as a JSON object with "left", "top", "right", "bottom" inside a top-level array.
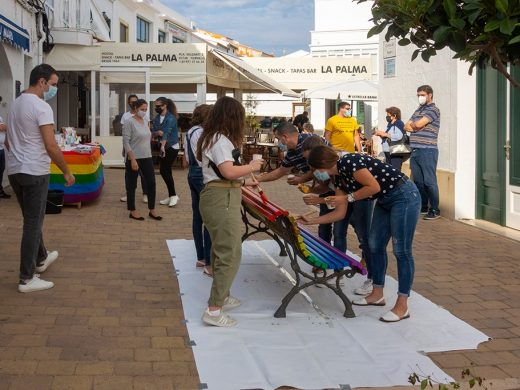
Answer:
[{"left": 488, "top": 46, "right": 520, "bottom": 90}]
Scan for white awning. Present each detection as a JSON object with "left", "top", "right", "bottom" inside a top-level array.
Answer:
[
  {"left": 210, "top": 50, "right": 299, "bottom": 98},
  {"left": 45, "top": 44, "right": 101, "bottom": 71},
  {"left": 303, "top": 79, "right": 378, "bottom": 101}
]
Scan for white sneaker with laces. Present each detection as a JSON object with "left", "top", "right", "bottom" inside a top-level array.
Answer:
[
  {"left": 142, "top": 194, "right": 148, "bottom": 204},
  {"left": 18, "top": 275, "right": 54, "bottom": 293},
  {"left": 159, "top": 197, "right": 170, "bottom": 205},
  {"left": 223, "top": 295, "right": 241, "bottom": 310},
  {"left": 35, "top": 251, "right": 58, "bottom": 273},
  {"left": 120, "top": 196, "right": 127, "bottom": 202},
  {"left": 202, "top": 309, "right": 237, "bottom": 327},
  {"left": 168, "top": 195, "right": 179, "bottom": 207},
  {"left": 354, "top": 279, "right": 373, "bottom": 295}
]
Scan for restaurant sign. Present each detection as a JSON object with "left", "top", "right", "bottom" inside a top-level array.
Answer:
[
  {"left": 244, "top": 57, "right": 372, "bottom": 89},
  {"left": 164, "top": 21, "right": 187, "bottom": 42}
]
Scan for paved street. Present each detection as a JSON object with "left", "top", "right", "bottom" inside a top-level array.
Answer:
[{"left": 1, "top": 167, "right": 519, "bottom": 390}]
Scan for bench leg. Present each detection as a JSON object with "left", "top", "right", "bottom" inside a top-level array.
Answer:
[{"left": 274, "top": 284, "right": 301, "bottom": 318}]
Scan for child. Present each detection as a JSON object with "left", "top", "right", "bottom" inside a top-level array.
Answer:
[{"left": 197, "top": 97, "right": 263, "bottom": 327}]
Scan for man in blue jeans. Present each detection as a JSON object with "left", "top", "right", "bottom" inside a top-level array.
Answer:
[{"left": 405, "top": 85, "right": 441, "bottom": 220}]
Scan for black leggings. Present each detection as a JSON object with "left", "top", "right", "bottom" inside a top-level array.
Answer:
[
  {"left": 126, "top": 157, "right": 156, "bottom": 211},
  {"left": 159, "top": 147, "right": 178, "bottom": 197}
]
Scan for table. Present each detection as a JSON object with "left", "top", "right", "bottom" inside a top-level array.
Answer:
[
  {"left": 49, "top": 145, "right": 104, "bottom": 208},
  {"left": 243, "top": 142, "right": 280, "bottom": 172}
]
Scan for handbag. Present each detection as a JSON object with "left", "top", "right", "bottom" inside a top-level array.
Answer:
[{"left": 388, "top": 133, "right": 411, "bottom": 156}]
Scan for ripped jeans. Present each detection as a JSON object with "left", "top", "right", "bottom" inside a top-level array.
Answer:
[{"left": 369, "top": 180, "right": 421, "bottom": 296}]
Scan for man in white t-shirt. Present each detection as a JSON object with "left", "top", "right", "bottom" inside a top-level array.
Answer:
[
  {"left": 0, "top": 101, "right": 11, "bottom": 198},
  {"left": 6, "top": 64, "right": 75, "bottom": 293}
]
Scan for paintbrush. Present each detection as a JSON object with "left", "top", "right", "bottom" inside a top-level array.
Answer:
[{"left": 250, "top": 172, "right": 268, "bottom": 205}]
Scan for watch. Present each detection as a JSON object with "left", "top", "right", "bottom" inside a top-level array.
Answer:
[{"left": 347, "top": 193, "right": 356, "bottom": 203}]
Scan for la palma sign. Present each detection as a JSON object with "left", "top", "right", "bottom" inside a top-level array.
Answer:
[{"left": 130, "top": 53, "right": 178, "bottom": 62}]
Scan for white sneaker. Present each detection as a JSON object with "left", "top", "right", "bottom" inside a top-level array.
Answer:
[
  {"left": 142, "top": 194, "right": 148, "bottom": 204},
  {"left": 120, "top": 196, "right": 127, "bottom": 202},
  {"left": 168, "top": 195, "right": 179, "bottom": 207},
  {"left": 202, "top": 309, "right": 237, "bottom": 327},
  {"left": 354, "top": 279, "right": 373, "bottom": 296},
  {"left": 18, "top": 275, "right": 54, "bottom": 293},
  {"left": 223, "top": 295, "right": 241, "bottom": 310},
  {"left": 159, "top": 197, "right": 170, "bottom": 205},
  {"left": 35, "top": 251, "right": 58, "bottom": 273}
]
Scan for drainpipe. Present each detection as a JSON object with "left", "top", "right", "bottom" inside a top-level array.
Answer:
[{"left": 37, "top": 12, "right": 45, "bottom": 65}]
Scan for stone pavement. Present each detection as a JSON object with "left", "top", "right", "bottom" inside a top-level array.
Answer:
[{"left": 0, "top": 167, "right": 519, "bottom": 390}]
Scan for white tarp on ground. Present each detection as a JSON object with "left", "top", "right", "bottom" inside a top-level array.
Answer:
[{"left": 167, "top": 239, "right": 489, "bottom": 390}]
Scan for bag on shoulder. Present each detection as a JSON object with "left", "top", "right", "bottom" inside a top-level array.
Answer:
[{"left": 389, "top": 133, "right": 411, "bottom": 156}]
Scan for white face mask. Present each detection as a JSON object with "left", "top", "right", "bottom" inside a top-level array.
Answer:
[
  {"left": 137, "top": 110, "right": 147, "bottom": 118},
  {"left": 418, "top": 95, "right": 427, "bottom": 105}
]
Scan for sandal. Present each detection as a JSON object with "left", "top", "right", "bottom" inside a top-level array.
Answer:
[
  {"left": 196, "top": 260, "right": 205, "bottom": 268},
  {"left": 203, "top": 267, "right": 213, "bottom": 278}
]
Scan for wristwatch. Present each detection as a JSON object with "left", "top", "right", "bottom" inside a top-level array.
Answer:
[{"left": 347, "top": 193, "right": 356, "bottom": 203}]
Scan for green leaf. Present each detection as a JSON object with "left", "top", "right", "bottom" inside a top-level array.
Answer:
[
  {"left": 448, "top": 31, "right": 467, "bottom": 52},
  {"left": 411, "top": 49, "right": 421, "bottom": 61},
  {"left": 398, "top": 38, "right": 411, "bottom": 46},
  {"left": 443, "top": 0, "right": 457, "bottom": 19},
  {"left": 509, "top": 35, "right": 520, "bottom": 44},
  {"left": 433, "top": 25, "right": 452, "bottom": 42},
  {"left": 484, "top": 19, "right": 502, "bottom": 32},
  {"left": 421, "top": 51, "right": 431, "bottom": 62},
  {"left": 496, "top": 0, "right": 508, "bottom": 14},
  {"left": 469, "top": 378, "right": 476, "bottom": 388},
  {"left": 467, "top": 9, "right": 481, "bottom": 24},
  {"left": 450, "top": 18, "right": 466, "bottom": 30},
  {"left": 500, "top": 18, "right": 517, "bottom": 35},
  {"left": 367, "top": 23, "right": 386, "bottom": 38},
  {"left": 421, "top": 379, "right": 428, "bottom": 390},
  {"left": 464, "top": 3, "right": 482, "bottom": 11}
]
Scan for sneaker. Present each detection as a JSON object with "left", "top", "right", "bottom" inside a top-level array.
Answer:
[
  {"left": 120, "top": 196, "right": 127, "bottom": 202},
  {"left": 0, "top": 191, "right": 11, "bottom": 199},
  {"left": 202, "top": 309, "right": 237, "bottom": 327},
  {"left": 223, "top": 295, "right": 241, "bottom": 310},
  {"left": 420, "top": 206, "right": 429, "bottom": 215},
  {"left": 142, "top": 194, "right": 148, "bottom": 204},
  {"left": 354, "top": 279, "right": 373, "bottom": 295},
  {"left": 159, "top": 197, "right": 170, "bottom": 205},
  {"left": 168, "top": 195, "right": 179, "bottom": 207},
  {"left": 423, "top": 209, "right": 441, "bottom": 220},
  {"left": 35, "top": 251, "right": 58, "bottom": 273},
  {"left": 18, "top": 275, "right": 54, "bottom": 293}
]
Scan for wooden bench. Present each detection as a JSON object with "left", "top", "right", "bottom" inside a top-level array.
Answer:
[{"left": 241, "top": 187, "right": 367, "bottom": 318}]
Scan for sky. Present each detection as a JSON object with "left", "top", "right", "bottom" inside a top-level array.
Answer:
[{"left": 162, "top": 0, "right": 315, "bottom": 56}]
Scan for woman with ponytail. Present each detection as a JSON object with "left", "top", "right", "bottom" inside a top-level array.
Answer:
[{"left": 153, "top": 97, "right": 180, "bottom": 207}]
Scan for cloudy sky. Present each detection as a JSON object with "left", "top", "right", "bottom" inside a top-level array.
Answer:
[{"left": 163, "top": 0, "right": 315, "bottom": 56}]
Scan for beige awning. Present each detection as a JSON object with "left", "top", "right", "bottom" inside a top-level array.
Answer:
[
  {"left": 45, "top": 44, "right": 101, "bottom": 71},
  {"left": 209, "top": 50, "right": 299, "bottom": 98}
]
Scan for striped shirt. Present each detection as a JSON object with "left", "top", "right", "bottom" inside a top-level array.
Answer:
[
  {"left": 409, "top": 103, "right": 440, "bottom": 149},
  {"left": 281, "top": 133, "right": 313, "bottom": 173}
]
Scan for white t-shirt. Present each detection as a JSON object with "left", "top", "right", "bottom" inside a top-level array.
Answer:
[
  {"left": 6, "top": 93, "right": 54, "bottom": 176},
  {"left": 121, "top": 111, "right": 149, "bottom": 126},
  {"left": 0, "top": 115, "right": 5, "bottom": 150},
  {"left": 201, "top": 134, "right": 235, "bottom": 184}
]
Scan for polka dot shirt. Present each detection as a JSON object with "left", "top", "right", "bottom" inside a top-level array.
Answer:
[{"left": 334, "top": 154, "right": 404, "bottom": 199}]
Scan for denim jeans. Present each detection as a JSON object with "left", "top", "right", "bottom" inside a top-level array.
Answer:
[
  {"left": 125, "top": 157, "right": 156, "bottom": 211},
  {"left": 8, "top": 173, "right": 50, "bottom": 280},
  {"left": 410, "top": 148, "right": 439, "bottom": 210},
  {"left": 188, "top": 166, "right": 212, "bottom": 265},
  {"left": 319, "top": 202, "right": 348, "bottom": 252},
  {"left": 369, "top": 180, "right": 421, "bottom": 296},
  {"left": 0, "top": 149, "right": 5, "bottom": 193},
  {"left": 384, "top": 152, "right": 404, "bottom": 172}
]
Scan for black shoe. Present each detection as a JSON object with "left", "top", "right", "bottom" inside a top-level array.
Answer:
[
  {"left": 148, "top": 212, "right": 162, "bottom": 221},
  {"left": 420, "top": 206, "right": 429, "bottom": 215},
  {"left": 0, "top": 192, "right": 11, "bottom": 199},
  {"left": 129, "top": 213, "right": 144, "bottom": 221},
  {"left": 423, "top": 209, "right": 441, "bottom": 220}
]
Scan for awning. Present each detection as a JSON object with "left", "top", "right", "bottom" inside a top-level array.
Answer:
[
  {"left": 210, "top": 49, "right": 299, "bottom": 98},
  {"left": 303, "top": 79, "right": 378, "bottom": 101},
  {"left": 45, "top": 44, "right": 101, "bottom": 71},
  {"left": 0, "top": 14, "right": 30, "bottom": 52}
]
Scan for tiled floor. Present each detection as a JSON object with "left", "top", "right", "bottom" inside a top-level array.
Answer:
[{"left": 0, "top": 167, "right": 519, "bottom": 390}]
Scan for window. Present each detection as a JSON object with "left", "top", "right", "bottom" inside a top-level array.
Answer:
[
  {"left": 136, "top": 16, "right": 150, "bottom": 43},
  {"left": 120, "top": 22, "right": 128, "bottom": 42},
  {"left": 158, "top": 30, "right": 166, "bottom": 43},
  {"left": 171, "top": 36, "right": 184, "bottom": 43}
]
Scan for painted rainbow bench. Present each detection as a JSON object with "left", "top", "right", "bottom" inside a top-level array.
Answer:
[{"left": 241, "top": 187, "right": 367, "bottom": 318}]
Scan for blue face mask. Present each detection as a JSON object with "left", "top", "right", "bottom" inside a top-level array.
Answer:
[
  {"left": 313, "top": 170, "right": 330, "bottom": 181},
  {"left": 344, "top": 110, "right": 352, "bottom": 117},
  {"left": 44, "top": 85, "right": 58, "bottom": 101},
  {"left": 278, "top": 142, "right": 287, "bottom": 152}
]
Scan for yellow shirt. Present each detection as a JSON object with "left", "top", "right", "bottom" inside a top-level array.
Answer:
[{"left": 325, "top": 115, "right": 359, "bottom": 152}]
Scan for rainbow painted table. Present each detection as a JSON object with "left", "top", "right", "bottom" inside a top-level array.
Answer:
[{"left": 49, "top": 146, "right": 104, "bottom": 206}]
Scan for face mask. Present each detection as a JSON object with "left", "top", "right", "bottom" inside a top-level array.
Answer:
[
  {"left": 137, "top": 110, "right": 147, "bottom": 118},
  {"left": 278, "top": 142, "right": 287, "bottom": 152},
  {"left": 155, "top": 106, "right": 163, "bottom": 114},
  {"left": 313, "top": 170, "right": 330, "bottom": 181},
  {"left": 44, "top": 85, "right": 58, "bottom": 101},
  {"left": 344, "top": 110, "right": 352, "bottom": 117},
  {"left": 386, "top": 115, "right": 392, "bottom": 123},
  {"left": 418, "top": 96, "right": 427, "bottom": 105}
]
